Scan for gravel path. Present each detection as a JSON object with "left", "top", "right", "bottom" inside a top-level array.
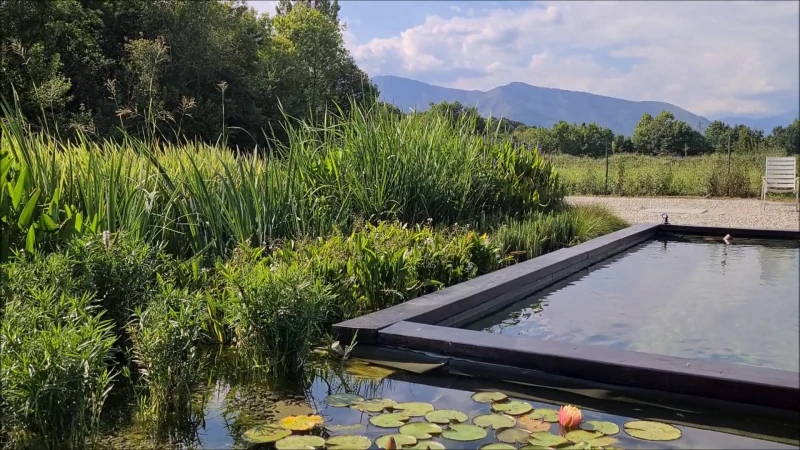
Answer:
[{"left": 568, "top": 196, "right": 800, "bottom": 230}]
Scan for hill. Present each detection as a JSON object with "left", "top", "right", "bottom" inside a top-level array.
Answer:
[{"left": 373, "top": 75, "right": 713, "bottom": 136}]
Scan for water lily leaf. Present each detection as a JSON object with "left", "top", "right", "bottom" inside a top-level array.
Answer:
[
  {"left": 325, "top": 393, "right": 365, "bottom": 407},
  {"left": 623, "top": 420, "right": 682, "bottom": 441},
  {"left": 585, "top": 436, "right": 619, "bottom": 447},
  {"left": 472, "top": 414, "right": 516, "bottom": 430},
  {"left": 353, "top": 398, "right": 398, "bottom": 413},
  {"left": 327, "top": 424, "right": 364, "bottom": 431},
  {"left": 519, "top": 446, "right": 552, "bottom": 450},
  {"left": 242, "top": 424, "right": 291, "bottom": 443},
  {"left": 345, "top": 360, "right": 396, "bottom": 380},
  {"left": 491, "top": 401, "right": 533, "bottom": 416},
  {"left": 370, "top": 413, "right": 411, "bottom": 428},
  {"left": 326, "top": 435, "right": 372, "bottom": 450},
  {"left": 472, "top": 391, "right": 508, "bottom": 403},
  {"left": 527, "top": 431, "right": 569, "bottom": 447},
  {"left": 496, "top": 427, "right": 532, "bottom": 444},
  {"left": 394, "top": 402, "right": 435, "bottom": 417},
  {"left": 376, "top": 434, "right": 417, "bottom": 449},
  {"left": 279, "top": 414, "right": 324, "bottom": 431},
  {"left": 517, "top": 415, "right": 551, "bottom": 433},
  {"left": 275, "top": 435, "right": 326, "bottom": 449},
  {"left": 424, "top": 409, "right": 468, "bottom": 424},
  {"left": 409, "top": 441, "right": 445, "bottom": 450},
  {"left": 565, "top": 430, "right": 603, "bottom": 443},
  {"left": 480, "top": 444, "right": 517, "bottom": 450},
  {"left": 399, "top": 422, "right": 443, "bottom": 439},
  {"left": 581, "top": 421, "right": 619, "bottom": 436},
  {"left": 530, "top": 408, "right": 559, "bottom": 423},
  {"left": 442, "top": 424, "right": 487, "bottom": 442}
]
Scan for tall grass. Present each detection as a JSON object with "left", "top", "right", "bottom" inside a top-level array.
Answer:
[{"left": 550, "top": 153, "right": 797, "bottom": 198}]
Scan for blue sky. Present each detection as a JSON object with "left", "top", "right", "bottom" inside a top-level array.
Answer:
[{"left": 247, "top": 1, "right": 799, "bottom": 119}]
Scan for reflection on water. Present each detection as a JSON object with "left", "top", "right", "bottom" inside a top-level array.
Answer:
[
  {"left": 103, "top": 349, "right": 797, "bottom": 449},
  {"left": 466, "top": 237, "right": 800, "bottom": 372}
]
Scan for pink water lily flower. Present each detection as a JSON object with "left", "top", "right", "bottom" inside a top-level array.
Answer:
[{"left": 558, "top": 404, "right": 582, "bottom": 428}]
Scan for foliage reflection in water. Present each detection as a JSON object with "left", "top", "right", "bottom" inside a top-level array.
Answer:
[{"left": 102, "top": 347, "right": 797, "bottom": 449}]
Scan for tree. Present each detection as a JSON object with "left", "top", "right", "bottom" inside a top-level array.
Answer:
[
  {"left": 769, "top": 119, "right": 800, "bottom": 155},
  {"left": 631, "top": 111, "right": 710, "bottom": 156},
  {"left": 275, "top": 0, "right": 341, "bottom": 23}
]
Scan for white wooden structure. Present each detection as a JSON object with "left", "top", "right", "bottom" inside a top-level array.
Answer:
[{"left": 761, "top": 156, "right": 799, "bottom": 211}]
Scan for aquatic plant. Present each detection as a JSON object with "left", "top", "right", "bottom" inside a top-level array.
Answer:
[{"left": 558, "top": 404, "right": 583, "bottom": 429}]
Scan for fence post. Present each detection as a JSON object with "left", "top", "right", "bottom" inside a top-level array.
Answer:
[{"left": 605, "top": 142, "right": 610, "bottom": 195}]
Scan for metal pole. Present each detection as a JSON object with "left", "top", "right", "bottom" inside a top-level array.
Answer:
[{"left": 605, "top": 142, "right": 610, "bottom": 195}]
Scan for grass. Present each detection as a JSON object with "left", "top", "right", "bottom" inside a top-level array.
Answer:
[
  {"left": 0, "top": 101, "right": 630, "bottom": 449},
  {"left": 549, "top": 153, "right": 798, "bottom": 198}
]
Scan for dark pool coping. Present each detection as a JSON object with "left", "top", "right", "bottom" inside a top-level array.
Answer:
[{"left": 332, "top": 223, "right": 800, "bottom": 410}]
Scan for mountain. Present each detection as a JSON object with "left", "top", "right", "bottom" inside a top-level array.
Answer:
[
  {"left": 716, "top": 111, "right": 799, "bottom": 132},
  {"left": 373, "top": 75, "right": 712, "bottom": 136}
]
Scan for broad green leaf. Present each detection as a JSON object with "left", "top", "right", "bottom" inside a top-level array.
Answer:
[
  {"left": 565, "top": 430, "right": 603, "bottom": 443},
  {"left": 25, "top": 225, "right": 36, "bottom": 254},
  {"left": 491, "top": 401, "right": 533, "bottom": 416},
  {"left": 242, "top": 424, "right": 291, "bottom": 443},
  {"left": 580, "top": 421, "right": 619, "bottom": 436},
  {"left": 399, "top": 422, "right": 443, "bottom": 439},
  {"left": 394, "top": 402, "right": 434, "bottom": 417},
  {"left": 585, "top": 436, "right": 619, "bottom": 447},
  {"left": 441, "top": 424, "right": 487, "bottom": 442},
  {"left": 530, "top": 408, "right": 559, "bottom": 423},
  {"left": 11, "top": 165, "right": 28, "bottom": 209},
  {"left": 472, "top": 414, "right": 516, "bottom": 430},
  {"left": 527, "top": 431, "right": 569, "bottom": 447},
  {"left": 496, "top": 427, "right": 531, "bottom": 444},
  {"left": 279, "top": 414, "right": 324, "bottom": 431},
  {"left": 353, "top": 398, "right": 397, "bottom": 413},
  {"left": 471, "top": 391, "right": 508, "bottom": 403},
  {"left": 370, "top": 413, "right": 410, "bottom": 428},
  {"left": 409, "top": 441, "right": 445, "bottom": 450},
  {"left": 376, "top": 434, "right": 417, "bottom": 449},
  {"left": 18, "top": 189, "right": 40, "bottom": 228},
  {"left": 325, "top": 393, "right": 365, "bottom": 407},
  {"left": 326, "top": 435, "right": 372, "bottom": 450},
  {"left": 39, "top": 214, "right": 58, "bottom": 231},
  {"left": 623, "top": 420, "right": 682, "bottom": 441},
  {"left": 480, "top": 444, "right": 517, "bottom": 450},
  {"left": 424, "top": 409, "right": 468, "bottom": 424},
  {"left": 275, "top": 435, "right": 326, "bottom": 450}
]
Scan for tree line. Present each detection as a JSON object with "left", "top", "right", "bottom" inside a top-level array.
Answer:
[{"left": 1, "top": 0, "right": 375, "bottom": 148}]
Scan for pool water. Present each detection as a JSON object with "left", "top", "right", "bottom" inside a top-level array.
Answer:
[
  {"left": 465, "top": 236, "right": 800, "bottom": 372},
  {"left": 103, "top": 353, "right": 798, "bottom": 449}
]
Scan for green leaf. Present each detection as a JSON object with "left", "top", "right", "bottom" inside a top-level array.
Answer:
[
  {"left": 242, "top": 424, "right": 291, "bottom": 444},
  {"left": 17, "top": 189, "right": 40, "bottom": 229},
  {"left": 275, "top": 435, "right": 326, "bottom": 449},
  {"left": 491, "top": 401, "right": 533, "bottom": 416},
  {"left": 580, "top": 421, "right": 619, "bottom": 436},
  {"left": 11, "top": 165, "right": 28, "bottom": 209},
  {"left": 376, "top": 434, "right": 417, "bottom": 449},
  {"left": 325, "top": 435, "right": 372, "bottom": 450},
  {"left": 441, "top": 424, "right": 487, "bottom": 442},
  {"left": 530, "top": 408, "right": 559, "bottom": 423},
  {"left": 393, "top": 402, "right": 434, "bottom": 417},
  {"left": 352, "top": 398, "right": 397, "bottom": 413},
  {"left": 325, "top": 393, "right": 365, "bottom": 407},
  {"left": 370, "top": 413, "right": 410, "bottom": 428},
  {"left": 623, "top": 420, "right": 682, "bottom": 441},
  {"left": 527, "top": 432, "right": 569, "bottom": 447},
  {"left": 472, "top": 414, "right": 516, "bottom": 430},
  {"left": 585, "top": 436, "right": 619, "bottom": 447},
  {"left": 409, "top": 441, "right": 445, "bottom": 450},
  {"left": 496, "top": 427, "right": 531, "bottom": 444},
  {"left": 565, "top": 430, "right": 603, "bottom": 443},
  {"left": 39, "top": 214, "right": 58, "bottom": 232},
  {"left": 471, "top": 391, "right": 508, "bottom": 403},
  {"left": 25, "top": 224, "right": 36, "bottom": 254},
  {"left": 424, "top": 409, "right": 468, "bottom": 424},
  {"left": 399, "top": 422, "right": 443, "bottom": 439},
  {"left": 479, "top": 444, "right": 517, "bottom": 450}
]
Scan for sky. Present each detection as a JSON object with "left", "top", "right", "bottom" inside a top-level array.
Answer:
[{"left": 247, "top": 1, "right": 799, "bottom": 119}]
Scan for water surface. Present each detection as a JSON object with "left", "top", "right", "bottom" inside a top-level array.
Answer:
[{"left": 466, "top": 237, "right": 800, "bottom": 371}]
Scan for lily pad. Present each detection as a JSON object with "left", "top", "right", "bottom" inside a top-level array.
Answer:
[
  {"left": 471, "top": 391, "right": 508, "bottom": 403},
  {"left": 399, "top": 422, "right": 443, "bottom": 439},
  {"left": 275, "top": 435, "right": 326, "bottom": 450},
  {"left": 517, "top": 415, "right": 551, "bottom": 433},
  {"left": 479, "top": 444, "right": 517, "bottom": 450},
  {"left": 496, "top": 427, "right": 532, "bottom": 444},
  {"left": 394, "top": 402, "right": 435, "bottom": 417},
  {"left": 585, "top": 436, "right": 619, "bottom": 447},
  {"left": 370, "top": 413, "right": 411, "bottom": 428},
  {"left": 376, "top": 434, "right": 417, "bottom": 449},
  {"left": 279, "top": 414, "right": 324, "bottom": 431},
  {"left": 581, "top": 420, "right": 620, "bottom": 436},
  {"left": 491, "top": 401, "right": 533, "bottom": 415},
  {"left": 424, "top": 409, "right": 468, "bottom": 424},
  {"left": 410, "top": 441, "right": 446, "bottom": 450},
  {"left": 327, "top": 424, "right": 364, "bottom": 431},
  {"left": 623, "top": 420, "right": 682, "bottom": 441},
  {"left": 326, "top": 435, "right": 372, "bottom": 450},
  {"left": 530, "top": 408, "right": 559, "bottom": 423},
  {"left": 442, "top": 424, "right": 488, "bottom": 442},
  {"left": 565, "top": 429, "right": 603, "bottom": 443},
  {"left": 353, "top": 398, "right": 398, "bottom": 413},
  {"left": 325, "top": 393, "right": 365, "bottom": 407},
  {"left": 345, "top": 360, "right": 396, "bottom": 380},
  {"left": 519, "top": 446, "right": 552, "bottom": 450},
  {"left": 242, "top": 424, "right": 291, "bottom": 444},
  {"left": 527, "top": 431, "right": 569, "bottom": 447},
  {"left": 472, "top": 414, "right": 516, "bottom": 430}
]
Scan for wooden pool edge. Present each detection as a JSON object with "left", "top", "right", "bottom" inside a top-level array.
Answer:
[{"left": 332, "top": 223, "right": 800, "bottom": 410}]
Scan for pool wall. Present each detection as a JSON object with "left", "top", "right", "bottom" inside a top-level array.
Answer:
[{"left": 332, "top": 223, "right": 800, "bottom": 410}]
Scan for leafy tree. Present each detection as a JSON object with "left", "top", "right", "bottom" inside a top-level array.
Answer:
[
  {"left": 769, "top": 119, "right": 800, "bottom": 155},
  {"left": 275, "top": 0, "right": 341, "bottom": 23},
  {"left": 631, "top": 111, "right": 709, "bottom": 156}
]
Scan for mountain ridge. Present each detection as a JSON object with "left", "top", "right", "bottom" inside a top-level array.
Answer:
[{"left": 373, "top": 75, "right": 795, "bottom": 136}]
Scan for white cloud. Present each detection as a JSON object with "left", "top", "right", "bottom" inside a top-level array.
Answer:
[
  {"left": 247, "top": 0, "right": 278, "bottom": 16},
  {"left": 349, "top": 1, "right": 800, "bottom": 117}
]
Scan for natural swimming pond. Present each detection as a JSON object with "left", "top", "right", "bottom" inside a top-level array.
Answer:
[
  {"left": 465, "top": 236, "right": 800, "bottom": 372},
  {"left": 104, "top": 350, "right": 798, "bottom": 449}
]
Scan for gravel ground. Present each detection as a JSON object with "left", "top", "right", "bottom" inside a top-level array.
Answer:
[{"left": 568, "top": 196, "right": 800, "bottom": 230}]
